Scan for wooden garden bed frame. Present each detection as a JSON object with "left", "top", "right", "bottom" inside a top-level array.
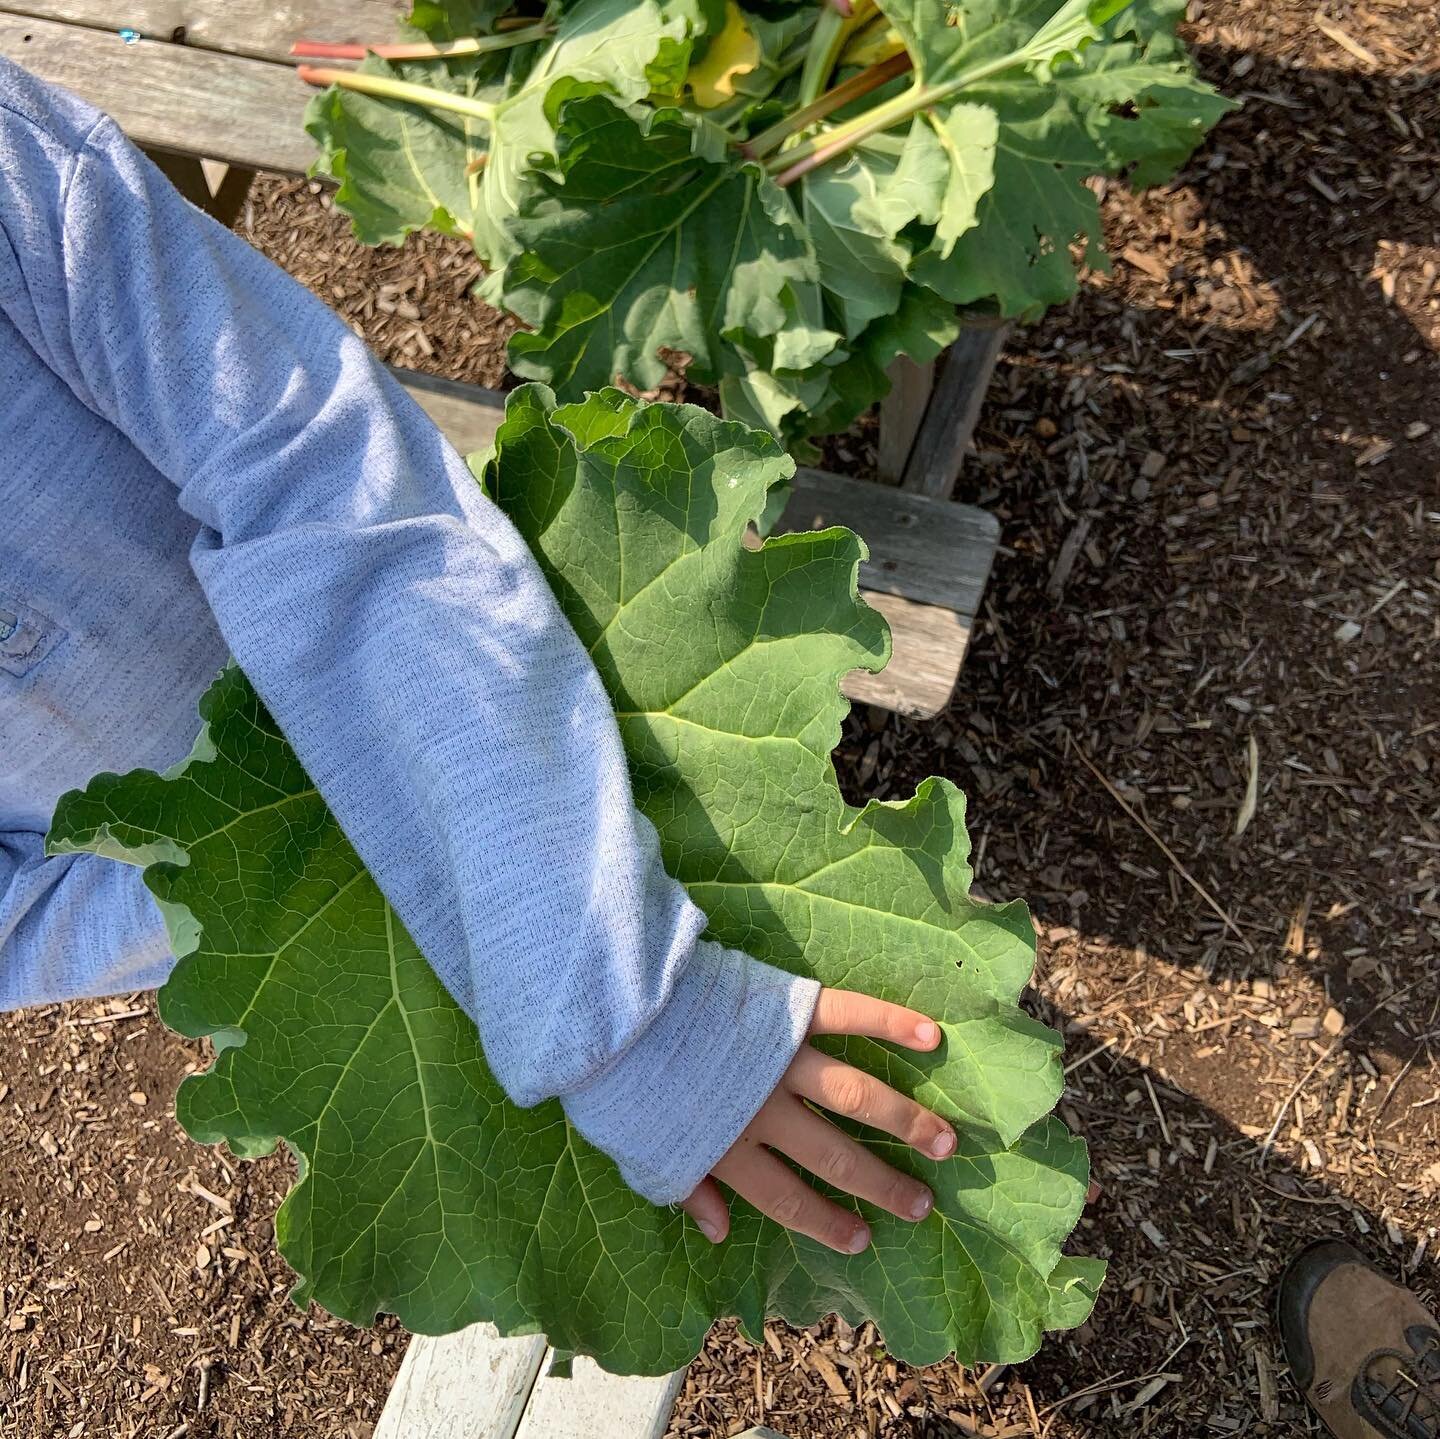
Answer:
[{"left": 2, "top": 7, "right": 1010, "bottom": 1431}]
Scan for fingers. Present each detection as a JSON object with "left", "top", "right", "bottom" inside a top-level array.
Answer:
[
  {"left": 755, "top": 1095, "right": 933, "bottom": 1223},
  {"left": 679, "top": 1176, "right": 730, "bottom": 1244},
  {"left": 809, "top": 988, "right": 942, "bottom": 1052},
  {"left": 713, "top": 1141, "right": 870, "bottom": 1255},
  {"left": 788, "top": 1046, "right": 955, "bottom": 1160}
]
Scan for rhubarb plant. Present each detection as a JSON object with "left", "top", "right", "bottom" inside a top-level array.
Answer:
[
  {"left": 49, "top": 390, "right": 1102, "bottom": 1372},
  {"left": 300, "top": 0, "right": 1230, "bottom": 452}
]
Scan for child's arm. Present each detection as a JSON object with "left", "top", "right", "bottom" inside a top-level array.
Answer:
[
  {"left": 0, "top": 831, "right": 173, "bottom": 1008},
  {"left": 0, "top": 65, "right": 952, "bottom": 1246}
]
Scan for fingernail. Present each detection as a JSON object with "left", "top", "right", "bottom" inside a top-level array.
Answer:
[
  {"left": 910, "top": 1189, "right": 933, "bottom": 1220},
  {"left": 846, "top": 1225, "right": 870, "bottom": 1254},
  {"left": 930, "top": 1128, "right": 955, "bottom": 1159},
  {"left": 914, "top": 1020, "right": 938, "bottom": 1046},
  {"left": 697, "top": 1217, "right": 722, "bottom": 1243}
]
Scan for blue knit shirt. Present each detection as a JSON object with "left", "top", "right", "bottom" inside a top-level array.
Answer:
[{"left": 0, "top": 60, "right": 818, "bottom": 1205}]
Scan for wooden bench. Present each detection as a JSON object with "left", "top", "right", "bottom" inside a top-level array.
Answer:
[{"left": 3, "top": 0, "right": 1005, "bottom": 719}]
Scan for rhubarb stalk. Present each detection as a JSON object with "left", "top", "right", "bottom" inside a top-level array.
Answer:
[
  {"left": 296, "top": 66, "right": 497, "bottom": 123},
  {"left": 795, "top": 0, "right": 877, "bottom": 109},
  {"left": 291, "top": 21, "right": 550, "bottom": 63},
  {"left": 745, "top": 49, "right": 911, "bottom": 159}
]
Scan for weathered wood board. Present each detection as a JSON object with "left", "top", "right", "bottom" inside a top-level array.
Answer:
[
  {"left": 374, "top": 1326, "right": 548, "bottom": 1439},
  {"left": 6, "top": 1, "right": 408, "bottom": 61},
  {"left": 0, "top": 11, "right": 316, "bottom": 171},
  {"left": 374, "top": 1323, "right": 683, "bottom": 1439},
  {"left": 513, "top": 1354, "right": 686, "bottom": 1439},
  {"left": 901, "top": 319, "right": 1010, "bottom": 499},
  {"left": 878, "top": 355, "right": 936, "bottom": 483}
]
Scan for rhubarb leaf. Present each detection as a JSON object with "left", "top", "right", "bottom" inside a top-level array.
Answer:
[
  {"left": 50, "top": 389, "right": 1099, "bottom": 1373},
  {"left": 1058, "top": 41, "right": 1237, "bottom": 186},
  {"left": 800, "top": 151, "right": 913, "bottom": 340},
  {"left": 878, "top": 0, "right": 1128, "bottom": 86},
  {"left": 505, "top": 95, "right": 836, "bottom": 393},
  {"left": 926, "top": 103, "right": 1000, "bottom": 256},
  {"left": 303, "top": 0, "right": 1227, "bottom": 446},
  {"left": 689, "top": 0, "right": 763, "bottom": 106},
  {"left": 309, "top": 0, "right": 695, "bottom": 270},
  {"left": 870, "top": 0, "right": 1226, "bottom": 312},
  {"left": 911, "top": 87, "right": 1109, "bottom": 316},
  {"left": 407, "top": 0, "right": 512, "bottom": 40},
  {"left": 803, "top": 282, "right": 961, "bottom": 439},
  {"left": 304, "top": 53, "right": 514, "bottom": 247},
  {"left": 850, "top": 119, "right": 950, "bottom": 235}
]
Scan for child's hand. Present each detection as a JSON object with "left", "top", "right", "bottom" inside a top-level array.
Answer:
[{"left": 680, "top": 987, "right": 954, "bottom": 1254}]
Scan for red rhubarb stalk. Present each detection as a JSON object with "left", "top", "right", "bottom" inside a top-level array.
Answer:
[
  {"left": 290, "top": 21, "right": 550, "bottom": 63},
  {"left": 745, "top": 49, "right": 912, "bottom": 159}
]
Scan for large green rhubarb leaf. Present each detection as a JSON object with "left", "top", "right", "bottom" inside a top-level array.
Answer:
[
  {"left": 49, "top": 390, "right": 1100, "bottom": 1373},
  {"left": 304, "top": 51, "right": 516, "bottom": 248},
  {"left": 1057, "top": 40, "right": 1238, "bottom": 187},
  {"left": 800, "top": 150, "right": 914, "bottom": 341},
  {"left": 878, "top": 0, "right": 1127, "bottom": 86},
  {"left": 506, "top": 94, "right": 838, "bottom": 394}
]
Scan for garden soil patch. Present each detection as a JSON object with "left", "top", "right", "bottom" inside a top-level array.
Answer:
[{"left": 4, "top": 0, "right": 1436, "bottom": 1434}]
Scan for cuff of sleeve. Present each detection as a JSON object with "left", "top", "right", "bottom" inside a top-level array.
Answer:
[{"left": 559, "top": 940, "right": 820, "bottom": 1205}]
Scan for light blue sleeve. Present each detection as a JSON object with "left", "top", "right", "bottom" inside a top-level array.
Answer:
[
  {"left": 0, "top": 830, "right": 173, "bottom": 1009},
  {"left": 0, "top": 85, "right": 817, "bottom": 1204}
]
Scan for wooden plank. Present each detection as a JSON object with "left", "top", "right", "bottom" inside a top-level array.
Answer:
[
  {"left": 842, "top": 592, "right": 971, "bottom": 719},
  {"left": 512, "top": 1353, "right": 685, "bottom": 1439},
  {"left": 0, "top": 11, "right": 316, "bottom": 172},
  {"left": 900, "top": 318, "right": 1009, "bottom": 498},
  {"left": 395, "top": 367, "right": 506, "bottom": 457},
  {"left": 776, "top": 466, "right": 997, "bottom": 615},
  {"left": 373, "top": 1324, "right": 547, "bottom": 1439},
  {"left": 11, "top": 1, "right": 408, "bottom": 62},
  {"left": 877, "top": 355, "right": 935, "bottom": 483},
  {"left": 391, "top": 370, "right": 996, "bottom": 720}
]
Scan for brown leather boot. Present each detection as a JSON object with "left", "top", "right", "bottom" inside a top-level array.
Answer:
[{"left": 1278, "top": 1240, "right": 1440, "bottom": 1438}]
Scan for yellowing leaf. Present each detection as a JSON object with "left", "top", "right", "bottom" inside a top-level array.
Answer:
[
  {"left": 841, "top": 16, "right": 904, "bottom": 68},
  {"left": 689, "top": 0, "right": 760, "bottom": 108}
]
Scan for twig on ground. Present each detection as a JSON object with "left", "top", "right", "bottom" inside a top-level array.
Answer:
[
  {"left": 1064, "top": 1036, "right": 1120, "bottom": 1075},
  {"left": 1143, "top": 1072, "right": 1173, "bottom": 1146},
  {"left": 1038, "top": 1331, "right": 1189, "bottom": 1419},
  {"left": 1066, "top": 734, "right": 1252, "bottom": 950},
  {"left": 1370, "top": 1047, "right": 1422, "bottom": 1132}
]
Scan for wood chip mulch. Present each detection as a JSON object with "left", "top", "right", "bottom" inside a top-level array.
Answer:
[
  {"left": 4, "top": 0, "right": 1437, "bottom": 1435},
  {"left": 0, "top": 1000, "right": 402, "bottom": 1438}
]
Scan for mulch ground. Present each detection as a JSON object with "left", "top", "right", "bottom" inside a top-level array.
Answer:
[{"left": 4, "top": 0, "right": 1437, "bottom": 1435}]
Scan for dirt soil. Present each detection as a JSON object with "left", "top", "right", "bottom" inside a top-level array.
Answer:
[{"left": 4, "top": 0, "right": 1437, "bottom": 1435}]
